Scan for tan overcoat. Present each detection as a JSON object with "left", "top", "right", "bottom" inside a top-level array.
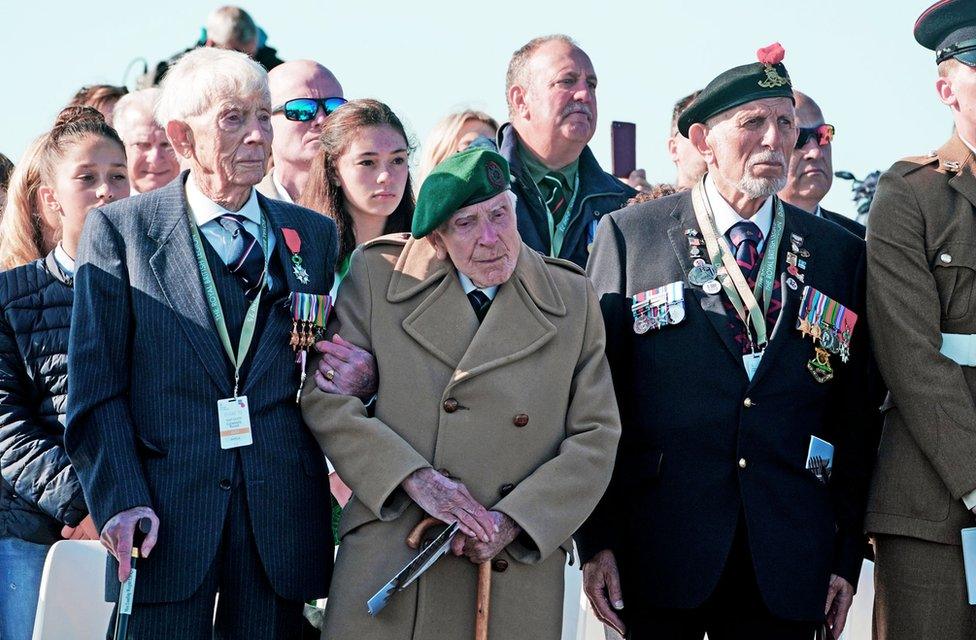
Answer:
[
  {"left": 301, "top": 234, "right": 620, "bottom": 640},
  {"left": 867, "top": 134, "right": 976, "bottom": 542}
]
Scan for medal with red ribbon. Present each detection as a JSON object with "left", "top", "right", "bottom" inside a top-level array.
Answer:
[
  {"left": 281, "top": 227, "right": 310, "bottom": 284},
  {"left": 289, "top": 292, "right": 332, "bottom": 403}
]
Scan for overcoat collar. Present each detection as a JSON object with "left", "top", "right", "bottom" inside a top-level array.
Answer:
[
  {"left": 939, "top": 134, "right": 976, "bottom": 208},
  {"left": 389, "top": 237, "right": 564, "bottom": 385}
]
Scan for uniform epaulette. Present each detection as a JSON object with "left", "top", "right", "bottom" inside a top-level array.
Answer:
[
  {"left": 542, "top": 255, "right": 586, "bottom": 276},
  {"left": 891, "top": 153, "right": 941, "bottom": 176},
  {"left": 361, "top": 232, "right": 411, "bottom": 249}
]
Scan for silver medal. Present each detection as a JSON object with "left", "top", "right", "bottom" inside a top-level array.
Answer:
[
  {"left": 689, "top": 264, "right": 718, "bottom": 286},
  {"left": 703, "top": 280, "right": 722, "bottom": 295},
  {"left": 293, "top": 263, "right": 310, "bottom": 284},
  {"left": 668, "top": 304, "right": 686, "bottom": 324},
  {"left": 634, "top": 315, "right": 651, "bottom": 334}
]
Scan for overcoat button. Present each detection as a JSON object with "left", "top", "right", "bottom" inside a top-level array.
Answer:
[
  {"left": 941, "top": 253, "right": 953, "bottom": 264},
  {"left": 491, "top": 559, "right": 509, "bottom": 572},
  {"left": 219, "top": 478, "right": 232, "bottom": 490},
  {"left": 443, "top": 398, "right": 459, "bottom": 413},
  {"left": 499, "top": 483, "right": 515, "bottom": 496},
  {"left": 513, "top": 413, "right": 529, "bottom": 427}
]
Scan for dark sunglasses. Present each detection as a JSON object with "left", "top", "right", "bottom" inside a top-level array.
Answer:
[
  {"left": 272, "top": 97, "right": 347, "bottom": 122},
  {"left": 795, "top": 124, "right": 835, "bottom": 149}
]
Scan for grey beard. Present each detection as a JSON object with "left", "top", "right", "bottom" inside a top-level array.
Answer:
[{"left": 737, "top": 174, "right": 787, "bottom": 199}]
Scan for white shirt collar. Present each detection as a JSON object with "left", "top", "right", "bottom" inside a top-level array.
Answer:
[
  {"left": 185, "top": 172, "right": 261, "bottom": 227},
  {"left": 704, "top": 172, "right": 773, "bottom": 244},
  {"left": 271, "top": 168, "right": 294, "bottom": 204},
  {"left": 959, "top": 134, "right": 976, "bottom": 158},
  {"left": 458, "top": 271, "right": 498, "bottom": 300},
  {"left": 54, "top": 244, "right": 75, "bottom": 276}
]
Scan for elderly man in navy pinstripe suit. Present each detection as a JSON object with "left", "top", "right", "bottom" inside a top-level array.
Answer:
[{"left": 64, "top": 48, "right": 340, "bottom": 638}]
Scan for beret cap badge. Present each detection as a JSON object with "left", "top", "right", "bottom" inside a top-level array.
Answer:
[
  {"left": 486, "top": 160, "right": 506, "bottom": 190},
  {"left": 756, "top": 42, "right": 790, "bottom": 88}
]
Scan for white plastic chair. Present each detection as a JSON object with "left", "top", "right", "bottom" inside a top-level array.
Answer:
[{"left": 32, "top": 540, "right": 114, "bottom": 640}]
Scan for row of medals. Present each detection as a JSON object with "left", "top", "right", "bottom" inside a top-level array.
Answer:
[
  {"left": 633, "top": 292, "right": 684, "bottom": 334},
  {"left": 289, "top": 320, "right": 319, "bottom": 351}
]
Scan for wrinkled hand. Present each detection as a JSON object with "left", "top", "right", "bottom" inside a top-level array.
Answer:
[
  {"left": 451, "top": 511, "right": 520, "bottom": 563},
  {"left": 329, "top": 471, "right": 353, "bottom": 508},
  {"left": 61, "top": 514, "right": 99, "bottom": 541},
  {"left": 824, "top": 574, "right": 854, "bottom": 639},
  {"left": 100, "top": 506, "right": 160, "bottom": 582},
  {"left": 624, "top": 169, "right": 652, "bottom": 193},
  {"left": 583, "top": 549, "right": 626, "bottom": 637},
  {"left": 402, "top": 468, "right": 494, "bottom": 543},
  {"left": 313, "top": 334, "right": 378, "bottom": 399}
]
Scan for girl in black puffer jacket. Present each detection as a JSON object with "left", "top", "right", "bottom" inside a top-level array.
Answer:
[{"left": 0, "top": 106, "right": 129, "bottom": 640}]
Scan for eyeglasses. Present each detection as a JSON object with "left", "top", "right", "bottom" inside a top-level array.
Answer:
[
  {"left": 795, "top": 124, "right": 835, "bottom": 149},
  {"left": 272, "top": 97, "right": 347, "bottom": 122}
]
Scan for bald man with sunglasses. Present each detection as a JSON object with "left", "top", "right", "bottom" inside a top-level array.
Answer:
[
  {"left": 779, "top": 92, "right": 865, "bottom": 239},
  {"left": 259, "top": 59, "right": 345, "bottom": 204}
]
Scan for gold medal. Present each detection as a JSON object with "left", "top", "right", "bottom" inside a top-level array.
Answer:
[{"left": 807, "top": 347, "right": 834, "bottom": 383}]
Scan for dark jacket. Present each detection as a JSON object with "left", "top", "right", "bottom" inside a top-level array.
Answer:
[
  {"left": 0, "top": 253, "right": 87, "bottom": 544},
  {"left": 578, "top": 190, "right": 875, "bottom": 622},
  {"left": 65, "top": 174, "right": 336, "bottom": 603},
  {"left": 822, "top": 207, "right": 866, "bottom": 239},
  {"left": 497, "top": 123, "right": 635, "bottom": 269}
]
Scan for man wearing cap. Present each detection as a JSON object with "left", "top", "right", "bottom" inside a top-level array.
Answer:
[
  {"left": 578, "top": 44, "right": 875, "bottom": 639},
  {"left": 779, "top": 91, "right": 865, "bottom": 238},
  {"left": 300, "top": 148, "right": 620, "bottom": 639},
  {"left": 868, "top": 3, "right": 976, "bottom": 637}
]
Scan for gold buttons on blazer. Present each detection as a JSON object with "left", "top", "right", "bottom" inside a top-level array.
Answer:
[
  {"left": 513, "top": 413, "right": 529, "bottom": 427},
  {"left": 443, "top": 398, "right": 459, "bottom": 413},
  {"left": 738, "top": 458, "right": 748, "bottom": 469},
  {"left": 743, "top": 398, "right": 754, "bottom": 408}
]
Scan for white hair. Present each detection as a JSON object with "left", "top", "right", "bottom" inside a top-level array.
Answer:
[
  {"left": 156, "top": 48, "right": 269, "bottom": 125},
  {"left": 113, "top": 88, "right": 162, "bottom": 141},
  {"left": 206, "top": 6, "right": 257, "bottom": 48}
]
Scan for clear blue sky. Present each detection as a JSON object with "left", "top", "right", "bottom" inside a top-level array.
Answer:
[{"left": 4, "top": 0, "right": 945, "bottom": 215}]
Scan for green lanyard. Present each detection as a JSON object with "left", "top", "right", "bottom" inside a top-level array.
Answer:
[
  {"left": 544, "top": 173, "right": 580, "bottom": 258},
  {"left": 692, "top": 177, "right": 785, "bottom": 349},
  {"left": 188, "top": 213, "right": 270, "bottom": 397}
]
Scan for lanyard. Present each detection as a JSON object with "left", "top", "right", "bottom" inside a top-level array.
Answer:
[
  {"left": 188, "top": 213, "right": 270, "bottom": 397},
  {"left": 691, "top": 177, "right": 785, "bottom": 349},
  {"left": 544, "top": 173, "right": 581, "bottom": 258}
]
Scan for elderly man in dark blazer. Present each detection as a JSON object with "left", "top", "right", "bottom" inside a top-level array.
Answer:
[
  {"left": 64, "top": 48, "right": 339, "bottom": 638},
  {"left": 578, "top": 45, "right": 876, "bottom": 640}
]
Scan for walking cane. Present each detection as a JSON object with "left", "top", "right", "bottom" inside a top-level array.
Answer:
[
  {"left": 408, "top": 517, "right": 491, "bottom": 640},
  {"left": 113, "top": 517, "right": 152, "bottom": 640}
]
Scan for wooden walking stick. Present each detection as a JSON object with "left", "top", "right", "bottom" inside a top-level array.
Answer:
[{"left": 408, "top": 517, "right": 491, "bottom": 640}]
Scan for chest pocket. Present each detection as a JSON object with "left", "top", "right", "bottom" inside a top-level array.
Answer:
[{"left": 933, "top": 243, "right": 976, "bottom": 321}]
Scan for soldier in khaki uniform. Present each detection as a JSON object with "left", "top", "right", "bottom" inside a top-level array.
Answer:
[
  {"left": 867, "top": 2, "right": 976, "bottom": 637},
  {"left": 301, "top": 148, "right": 620, "bottom": 640}
]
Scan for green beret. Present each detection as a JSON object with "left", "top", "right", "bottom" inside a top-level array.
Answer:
[
  {"left": 915, "top": 0, "right": 976, "bottom": 65},
  {"left": 677, "top": 42, "right": 794, "bottom": 138},
  {"left": 412, "top": 148, "right": 511, "bottom": 238}
]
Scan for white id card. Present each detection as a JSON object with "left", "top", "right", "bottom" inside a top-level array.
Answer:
[
  {"left": 743, "top": 350, "right": 764, "bottom": 381},
  {"left": 217, "top": 396, "right": 253, "bottom": 449},
  {"left": 961, "top": 527, "right": 976, "bottom": 604}
]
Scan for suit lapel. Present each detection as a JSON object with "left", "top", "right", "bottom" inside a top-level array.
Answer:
[
  {"left": 148, "top": 175, "right": 231, "bottom": 394},
  {"left": 451, "top": 246, "right": 559, "bottom": 387},
  {"left": 666, "top": 205, "right": 742, "bottom": 366},
  {"left": 243, "top": 197, "right": 314, "bottom": 394}
]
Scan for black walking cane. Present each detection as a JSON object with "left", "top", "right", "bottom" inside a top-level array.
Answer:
[{"left": 113, "top": 517, "right": 152, "bottom": 640}]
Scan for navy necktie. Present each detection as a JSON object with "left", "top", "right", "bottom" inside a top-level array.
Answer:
[
  {"left": 218, "top": 214, "right": 267, "bottom": 300},
  {"left": 722, "top": 220, "right": 782, "bottom": 352},
  {"left": 467, "top": 290, "right": 491, "bottom": 323}
]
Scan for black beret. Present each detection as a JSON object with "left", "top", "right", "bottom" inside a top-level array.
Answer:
[
  {"left": 677, "top": 43, "right": 794, "bottom": 138},
  {"left": 915, "top": 0, "right": 976, "bottom": 65}
]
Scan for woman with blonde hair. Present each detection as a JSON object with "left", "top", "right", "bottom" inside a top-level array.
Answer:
[
  {"left": 0, "top": 106, "right": 128, "bottom": 640},
  {"left": 416, "top": 109, "right": 498, "bottom": 186}
]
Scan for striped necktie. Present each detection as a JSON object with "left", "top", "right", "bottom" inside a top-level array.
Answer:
[
  {"left": 467, "top": 290, "right": 492, "bottom": 323},
  {"left": 218, "top": 214, "right": 267, "bottom": 300},
  {"left": 541, "top": 171, "right": 571, "bottom": 223}
]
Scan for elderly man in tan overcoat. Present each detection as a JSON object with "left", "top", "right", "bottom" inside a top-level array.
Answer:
[{"left": 301, "top": 148, "right": 620, "bottom": 639}]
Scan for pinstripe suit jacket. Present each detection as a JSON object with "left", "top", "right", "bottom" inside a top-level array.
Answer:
[{"left": 64, "top": 173, "right": 338, "bottom": 603}]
